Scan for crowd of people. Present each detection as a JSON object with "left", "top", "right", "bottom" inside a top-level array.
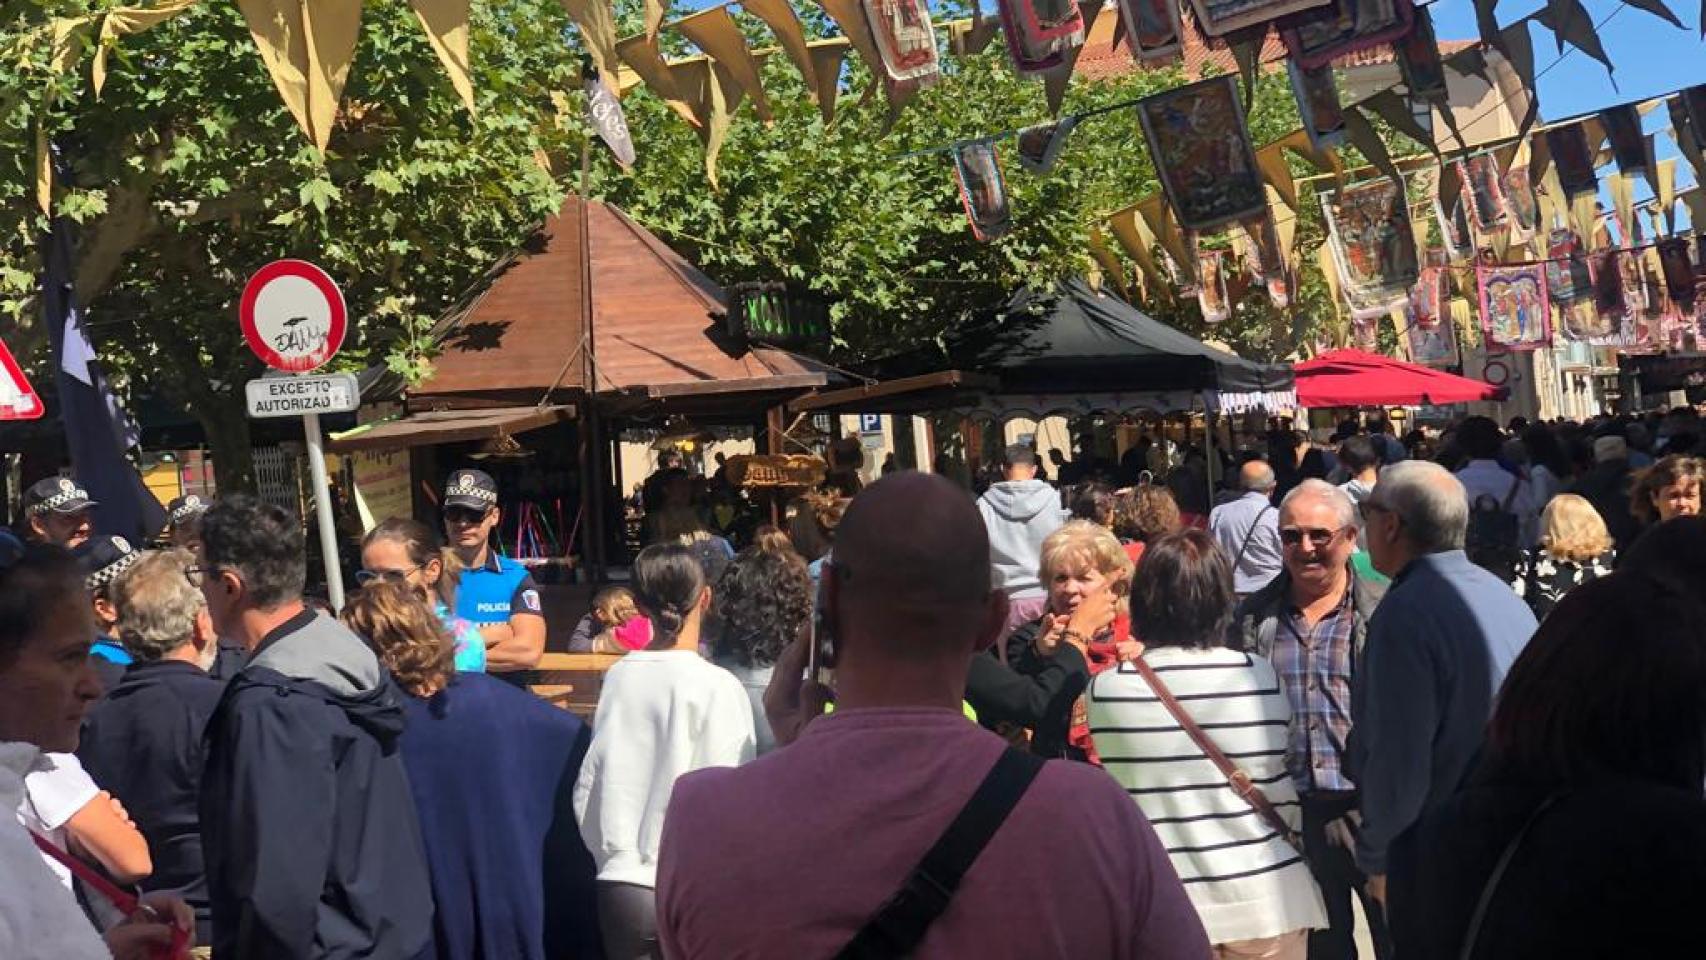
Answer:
[{"left": 2, "top": 404, "right": 1703, "bottom": 959}]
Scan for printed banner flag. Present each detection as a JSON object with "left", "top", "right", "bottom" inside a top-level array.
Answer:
[
  {"left": 1197, "top": 249, "right": 1231, "bottom": 324},
  {"left": 1016, "top": 115, "right": 1080, "bottom": 173},
  {"left": 1658, "top": 236, "right": 1697, "bottom": 312},
  {"left": 1188, "top": 0, "right": 1328, "bottom": 36},
  {"left": 1282, "top": 0, "right": 1414, "bottom": 69},
  {"left": 1546, "top": 228, "right": 1594, "bottom": 304},
  {"left": 863, "top": 0, "right": 940, "bottom": 83},
  {"left": 1289, "top": 61, "right": 1347, "bottom": 151},
  {"left": 952, "top": 140, "right": 1012, "bottom": 241},
  {"left": 1502, "top": 166, "right": 1539, "bottom": 245},
  {"left": 1138, "top": 76, "right": 1266, "bottom": 231},
  {"left": 1460, "top": 154, "right": 1507, "bottom": 234},
  {"left": 1477, "top": 263, "right": 1552, "bottom": 351},
  {"left": 1324, "top": 176, "right": 1421, "bottom": 320},
  {"left": 998, "top": 0, "right": 1083, "bottom": 75},
  {"left": 1405, "top": 304, "right": 1460, "bottom": 367},
  {"left": 1397, "top": 7, "right": 1448, "bottom": 101},
  {"left": 1120, "top": 0, "right": 1183, "bottom": 60}
]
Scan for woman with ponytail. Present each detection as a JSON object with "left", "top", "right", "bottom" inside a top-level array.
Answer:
[{"left": 573, "top": 544, "right": 755, "bottom": 959}]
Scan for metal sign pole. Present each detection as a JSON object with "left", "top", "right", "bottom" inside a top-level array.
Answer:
[{"left": 302, "top": 410, "right": 345, "bottom": 611}]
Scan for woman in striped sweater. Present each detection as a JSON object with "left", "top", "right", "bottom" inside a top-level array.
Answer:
[{"left": 1091, "top": 529, "right": 1325, "bottom": 959}]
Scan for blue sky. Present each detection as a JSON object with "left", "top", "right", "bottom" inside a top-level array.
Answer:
[
  {"left": 1430, "top": 0, "right": 1706, "bottom": 225},
  {"left": 1430, "top": 0, "right": 1706, "bottom": 122}
]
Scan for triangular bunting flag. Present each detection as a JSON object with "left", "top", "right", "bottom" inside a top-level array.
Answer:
[
  {"left": 618, "top": 33, "right": 702, "bottom": 126},
  {"left": 93, "top": 0, "right": 198, "bottom": 97},
  {"left": 1257, "top": 142, "right": 1297, "bottom": 210},
  {"left": 815, "top": 0, "right": 885, "bottom": 82},
  {"left": 807, "top": 40, "right": 850, "bottom": 123},
  {"left": 743, "top": 0, "right": 819, "bottom": 101},
  {"left": 1536, "top": 0, "right": 1614, "bottom": 76},
  {"left": 675, "top": 6, "right": 773, "bottom": 123}
]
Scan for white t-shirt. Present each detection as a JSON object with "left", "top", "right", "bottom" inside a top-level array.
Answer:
[
  {"left": 0, "top": 743, "right": 110, "bottom": 960},
  {"left": 574, "top": 650, "right": 755, "bottom": 888},
  {"left": 18, "top": 752, "right": 99, "bottom": 891}
]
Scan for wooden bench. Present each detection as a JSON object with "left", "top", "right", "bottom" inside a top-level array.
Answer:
[{"left": 530, "top": 652, "right": 624, "bottom": 718}]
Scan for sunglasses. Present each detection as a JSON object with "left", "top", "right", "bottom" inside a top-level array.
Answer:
[
  {"left": 354, "top": 565, "right": 422, "bottom": 585},
  {"left": 443, "top": 507, "right": 488, "bottom": 525},
  {"left": 1279, "top": 525, "right": 1351, "bottom": 547}
]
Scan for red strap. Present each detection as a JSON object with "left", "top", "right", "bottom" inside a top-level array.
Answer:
[
  {"left": 28, "top": 831, "right": 190, "bottom": 959},
  {"left": 29, "top": 830, "right": 140, "bottom": 915}
]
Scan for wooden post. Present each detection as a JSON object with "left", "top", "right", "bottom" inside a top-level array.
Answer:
[{"left": 766, "top": 405, "right": 785, "bottom": 527}]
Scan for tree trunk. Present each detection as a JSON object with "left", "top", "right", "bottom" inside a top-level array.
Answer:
[{"left": 200, "top": 398, "right": 256, "bottom": 495}]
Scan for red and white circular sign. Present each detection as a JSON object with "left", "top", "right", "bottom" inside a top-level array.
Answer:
[{"left": 239, "top": 260, "right": 347, "bottom": 373}]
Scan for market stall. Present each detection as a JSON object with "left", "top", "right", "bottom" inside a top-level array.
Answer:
[
  {"left": 328, "top": 194, "right": 831, "bottom": 651},
  {"left": 1294, "top": 348, "right": 1509, "bottom": 408}
]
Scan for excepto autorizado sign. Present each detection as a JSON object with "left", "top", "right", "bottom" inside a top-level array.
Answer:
[{"left": 244, "top": 372, "right": 361, "bottom": 419}]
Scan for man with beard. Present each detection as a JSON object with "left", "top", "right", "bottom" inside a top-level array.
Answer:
[{"left": 20, "top": 476, "right": 96, "bottom": 550}]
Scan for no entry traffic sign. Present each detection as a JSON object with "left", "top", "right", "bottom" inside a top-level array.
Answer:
[{"left": 239, "top": 259, "right": 347, "bottom": 373}]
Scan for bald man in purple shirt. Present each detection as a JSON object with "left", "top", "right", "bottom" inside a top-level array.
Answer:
[{"left": 656, "top": 472, "right": 1210, "bottom": 959}]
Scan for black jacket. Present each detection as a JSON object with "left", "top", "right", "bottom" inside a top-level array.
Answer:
[
  {"left": 963, "top": 621, "right": 1090, "bottom": 760},
  {"left": 1226, "top": 564, "right": 1388, "bottom": 663},
  {"left": 1390, "top": 776, "right": 1706, "bottom": 958},
  {"left": 201, "top": 659, "right": 434, "bottom": 960},
  {"left": 79, "top": 659, "right": 225, "bottom": 943},
  {"left": 1570, "top": 461, "right": 1638, "bottom": 551}
]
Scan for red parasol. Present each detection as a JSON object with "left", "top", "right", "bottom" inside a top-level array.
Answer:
[{"left": 1293, "top": 348, "right": 1508, "bottom": 408}]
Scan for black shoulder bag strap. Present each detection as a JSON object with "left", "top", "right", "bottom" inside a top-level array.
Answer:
[
  {"left": 1458, "top": 791, "right": 1566, "bottom": 960},
  {"left": 1234, "top": 504, "right": 1274, "bottom": 568},
  {"left": 835, "top": 747, "right": 1047, "bottom": 959}
]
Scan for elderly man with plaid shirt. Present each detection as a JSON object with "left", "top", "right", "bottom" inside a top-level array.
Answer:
[{"left": 1228, "top": 478, "right": 1389, "bottom": 960}]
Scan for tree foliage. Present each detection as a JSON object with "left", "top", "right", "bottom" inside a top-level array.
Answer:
[
  {"left": 0, "top": 0, "right": 1413, "bottom": 491},
  {"left": 595, "top": 19, "right": 1348, "bottom": 367},
  {"left": 0, "top": 0, "right": 579, "bottom": 488}
]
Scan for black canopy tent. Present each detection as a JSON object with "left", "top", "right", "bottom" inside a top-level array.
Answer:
[{"left": 791, "top": 279, "right": 1296, "bottom": 418}]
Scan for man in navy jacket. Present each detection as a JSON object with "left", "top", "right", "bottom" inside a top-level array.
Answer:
[
  {"left": 196, "top": 496, "right": 433, "bottom": 960},
  {"left": 1349, "top": 461, "right": 1537, "bottom": 911}
]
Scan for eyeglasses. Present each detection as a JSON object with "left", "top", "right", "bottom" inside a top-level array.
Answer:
[
  {"left": 1279, "top": 525, "right": 1351, "bottom": 547},
  {"left": 354, "top": 565, "right": 422, "bottom": 585},
  {"left": 184, "top": 565, "right": 216, "bottom": 587},
  {"left": 443, "top": 507, "right": 487, "bottom": 525}
]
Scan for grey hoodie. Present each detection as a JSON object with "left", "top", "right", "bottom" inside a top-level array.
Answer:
[
  {"left": 248, "top": 610, "right": 383, "bottom": 697},
  {"left": 977, "top": 479, "right": 1069, "bottom": 599}
]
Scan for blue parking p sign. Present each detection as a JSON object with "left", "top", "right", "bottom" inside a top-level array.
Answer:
[{"left": 858, "top": 414, "right": 883, "bottom": 434}]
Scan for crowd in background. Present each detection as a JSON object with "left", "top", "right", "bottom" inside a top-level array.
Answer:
[{"left": 2, "top": 402, "right": 1704, "bottom": 959}]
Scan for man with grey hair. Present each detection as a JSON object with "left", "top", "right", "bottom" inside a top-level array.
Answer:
[
  {"left": 1349, "top": 460, "right": 1536, "bottom": 915},
  {"left": 78, "top": 549, "right": 225, "bottom": 945},
  {"left": 1229, "top": 478, "right": 1390, "bottom": 959},
  {"left": 1209, "top": 459, "right": 1284, "bottom": 597}
]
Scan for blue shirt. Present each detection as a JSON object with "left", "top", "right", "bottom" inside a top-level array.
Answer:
[
  {"left": 92, "top": 636, "right": 132, "bottom": 665},
  {"left": 1348, "top": 550, "right": 1537, "bottom": 874},
  {"left": 1208, "top": 491, "right": 1283, "bottom": 595},
  {"left": 454, "top": 552, "right": 542, "bottom": 627}
]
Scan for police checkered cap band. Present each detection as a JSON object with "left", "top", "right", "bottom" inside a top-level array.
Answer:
[
  {"left": 446, "top": 475, "right": 498, "bottom": 503},
  {"left": 28, "top": 481, "right": 92, "bottom": 516},
  {"left": 83, "top": 537, "right": 140, "bottom": 590},
  {"left": 169, "top": 495, "right": 207, "bottom": 523}
]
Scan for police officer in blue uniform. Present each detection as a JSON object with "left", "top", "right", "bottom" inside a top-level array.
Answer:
[
  {"left": 75, "top": 534, "right": 144, "bottom": 690},
  {"left": 442, "top": 469, "right": 546, "bottom": 675}
]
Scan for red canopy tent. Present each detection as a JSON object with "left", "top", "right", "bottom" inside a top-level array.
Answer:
[{"left": 1293, "top": 348, "right": 1507, "bottom": 408}]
